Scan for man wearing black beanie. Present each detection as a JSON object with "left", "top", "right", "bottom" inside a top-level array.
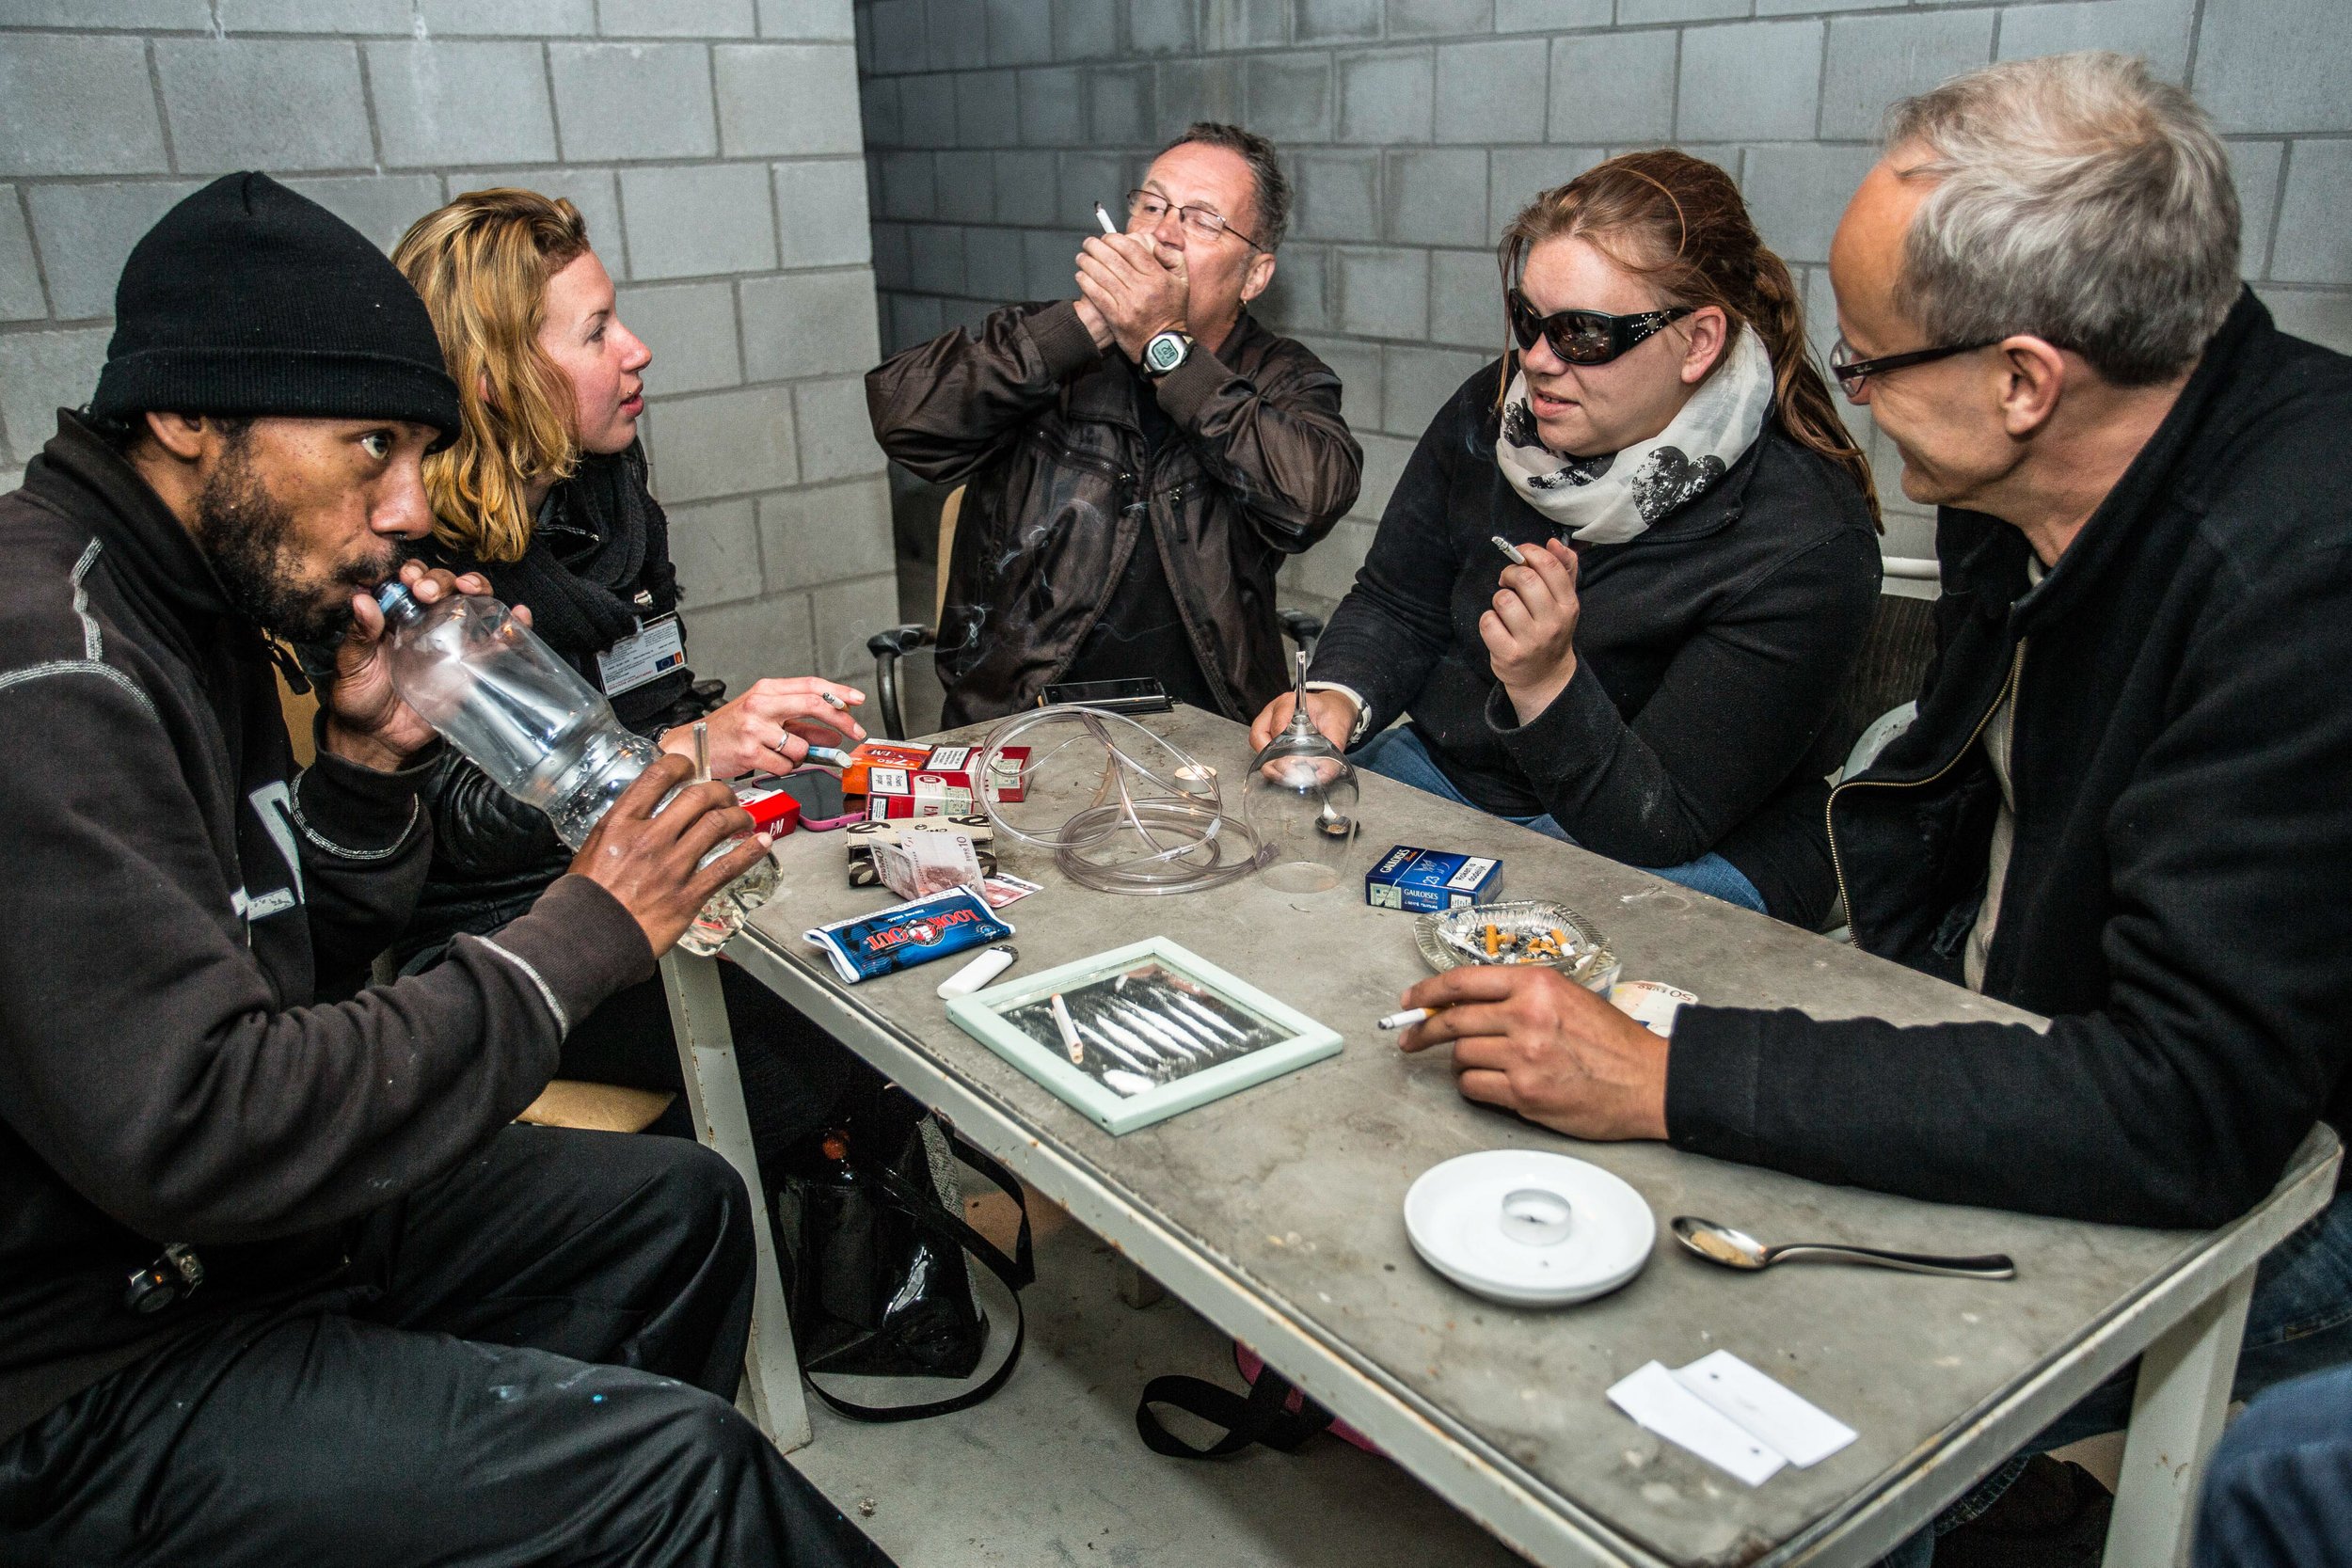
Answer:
[{"left": 0, "top": 174, "right": 892, "bottom": 1567}]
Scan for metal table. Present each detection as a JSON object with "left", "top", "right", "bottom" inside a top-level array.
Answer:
[{"left": 668, "top": 705, "right": 2339, "bottom": 1568}]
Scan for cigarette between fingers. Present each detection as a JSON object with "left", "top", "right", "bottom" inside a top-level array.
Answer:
[
  {"left": 1491, "top": 535, "right": 1527, "bottom": 566},
  {"left": 1377, "top": 1006, "right": 1434, "bottom": 1031}
]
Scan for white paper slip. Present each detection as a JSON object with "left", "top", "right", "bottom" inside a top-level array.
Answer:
[
  {"left": 1606, "top": 1361, "right": 1786, "bottom": 1487},
  {"left": 1672, "top": 1351, "right": 1857, "bottom": 1469}
]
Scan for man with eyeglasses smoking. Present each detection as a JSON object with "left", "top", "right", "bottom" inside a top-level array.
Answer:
[{"left": 866, "top": 122, "right": 1361, "bottom": 725}]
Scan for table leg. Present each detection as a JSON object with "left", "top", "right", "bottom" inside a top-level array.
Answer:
[
  {"left": 2099, "top": 1266, "right": 2254, "bottom": 1568},
  {"left": 660, "top": 950, "right": 814, "bottom": 1453}
]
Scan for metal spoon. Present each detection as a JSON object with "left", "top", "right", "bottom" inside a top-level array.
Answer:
[{"left": 1670, "top": 1216, "right": 2016, "bottom": 1280}]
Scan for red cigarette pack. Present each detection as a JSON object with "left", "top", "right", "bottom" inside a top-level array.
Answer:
[{"left": 864, "top": 745, "right": 1031, "bottom": 819}]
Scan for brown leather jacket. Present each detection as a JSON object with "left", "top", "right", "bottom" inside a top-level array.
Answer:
[{"left": 866, "top": 300, "right": 1361, "bottom": 725}]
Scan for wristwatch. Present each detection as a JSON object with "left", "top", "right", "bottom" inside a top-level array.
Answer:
[{"left": 1141, "top": 328, "right": 1194, "bottom": 378}]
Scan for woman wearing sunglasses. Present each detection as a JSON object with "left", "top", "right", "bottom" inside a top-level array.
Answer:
[{"left": 1256, "top": 150, "right": 1880, "bottom": 925}]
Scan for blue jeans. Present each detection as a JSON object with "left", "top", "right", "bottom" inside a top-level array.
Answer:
[
  {"left": 1879, "top": 1187, "right": 2352, "bottom": 1567},
  {"left": 1349, "top": 725, "right": 1768, "bottom": 913},
  {"left": 2196, "top": 1360, "right": 2352, "bottom": 1567}
]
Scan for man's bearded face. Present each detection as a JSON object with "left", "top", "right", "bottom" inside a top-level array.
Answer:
[{"left": 194, "top": 424, "right": 405, "bottom": 645}]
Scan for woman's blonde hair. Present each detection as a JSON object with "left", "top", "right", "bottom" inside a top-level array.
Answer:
[{"left": 392, "top": 188, "right": 591, "bottom": 562}]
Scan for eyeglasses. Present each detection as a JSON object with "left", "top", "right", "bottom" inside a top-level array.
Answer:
[
  {"left": 1828, "top": 335, "right": 1996, "bottom": 400},
  {"left": 1506, "top": 291, "right": 1693, "bottom": 367},
  {"left": 1125, "top": 190, "right": 1265, "bottom": 251}
]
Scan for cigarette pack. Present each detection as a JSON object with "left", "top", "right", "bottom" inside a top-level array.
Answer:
[
  {"left": 837, "top": 741, "right": 935, "bottom": 796},
  {"left": 1364, "top": 845, "right": 1503, "bottom": 913},
  {"left": 922, "top": 744, "right": 1030, "bottom": 802},
  {"left": 865, "top": 746, "right": 1031, "bottom": 818}
]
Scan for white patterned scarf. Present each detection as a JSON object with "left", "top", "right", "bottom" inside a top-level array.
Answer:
[{"left": 1493, "top": 325, "right": 1774, "bottom": 545}]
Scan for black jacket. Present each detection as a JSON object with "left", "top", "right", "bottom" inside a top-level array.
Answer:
[
  {"left": 867, "top": 301, "right": 1362, "bottom": 726},
  {"left": 1669, "top": 293, "right": 2352, "bottom": 1228},
  {"left": 0, "top": 415, "right": 651, "bottom": 1444},
  {"left": 1310, "top": 363, "right": 1881, "bottom": 927}
]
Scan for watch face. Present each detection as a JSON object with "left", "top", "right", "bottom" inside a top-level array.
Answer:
[{"left": 1145, "top": 333, "right": 1187, "bottom": 373}]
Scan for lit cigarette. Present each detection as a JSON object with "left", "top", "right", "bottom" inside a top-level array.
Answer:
[
  {"left": 1491, "top": 535, "right": 1526, "bottom": 566},
  {"left": 1094, "top": 201, "right": 1119, "bottom": 236},
  {"left": 1376, "top": 1006, "right": 1432, "bottom": 1031},
  {"left": 691, "top": 720, "right": 711, "bottom": 784},
  {"left": 1050, "top": 992, "right": 1084, "bottom": 1063},
  {"left": 820, "top": 691, "right": 849, "bottom": 711},
  {"left": 805, "top": 744, "right": 853, "bottom": 768}
]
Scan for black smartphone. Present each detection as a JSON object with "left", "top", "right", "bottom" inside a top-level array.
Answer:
[{"left": 1040, "top": 676, "right": 1174, "bottom": 714}]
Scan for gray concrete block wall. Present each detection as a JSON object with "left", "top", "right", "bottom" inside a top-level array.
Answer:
[
  {"left": 0, "top": 0, "right": 890, "bottom": 692},
  {"left": 854, "top": 0, "right": 2352, "bottom": 620}
]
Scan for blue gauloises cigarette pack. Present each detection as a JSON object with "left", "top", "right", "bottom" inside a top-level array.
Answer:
[{"left": 1364, "top": 845, "right": 1503, "bottom": 913}]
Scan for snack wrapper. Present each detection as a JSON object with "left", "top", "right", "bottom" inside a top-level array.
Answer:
[{"left": 803, "top": 885, "right": 1014, "bottom": 984}]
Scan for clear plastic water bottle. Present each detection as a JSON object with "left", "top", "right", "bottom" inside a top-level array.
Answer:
[{"left": 375, "top": 581, "right": 778, "bottom": 954}]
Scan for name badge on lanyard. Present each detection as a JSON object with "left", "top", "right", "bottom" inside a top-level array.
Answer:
[{"left": 596, "top": 613, "right": 687, "bottom": 697}]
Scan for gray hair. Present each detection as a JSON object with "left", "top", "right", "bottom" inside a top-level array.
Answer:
[
  {"left": 1884, "top": 51, "right": 2239, "bottom": 386},
  {"left": 1159, "top": 121, "right": 1291, "bottom": 252}
]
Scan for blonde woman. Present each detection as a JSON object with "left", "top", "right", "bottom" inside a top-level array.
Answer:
[{"left": 389, "top": 187, "right": 870, "bottom": 1170}]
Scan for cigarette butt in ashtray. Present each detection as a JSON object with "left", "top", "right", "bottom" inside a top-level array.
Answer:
[{"left": 1491, "top": 535, "right": 1527, "bottom": 566}]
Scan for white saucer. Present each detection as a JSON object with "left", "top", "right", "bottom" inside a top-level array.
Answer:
[{"left": 1404, "top": 1149, "right": 1655, "bottom": 1307}]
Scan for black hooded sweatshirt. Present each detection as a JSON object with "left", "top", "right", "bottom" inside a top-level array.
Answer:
[
  {"left": 0, "top": 414, "right": 651, "bottom": 1445},
  {"left": 1668, "top": 293, "right": 2352, "bottom": 1228}
]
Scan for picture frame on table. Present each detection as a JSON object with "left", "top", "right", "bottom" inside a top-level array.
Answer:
[{"left": 946, "top": 937, "right": 1343, "bottom": 1134}]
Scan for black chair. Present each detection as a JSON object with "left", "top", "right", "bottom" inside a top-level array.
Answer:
[{"left": 1830, "top": 589, "right": 1937, "bottom": 768}]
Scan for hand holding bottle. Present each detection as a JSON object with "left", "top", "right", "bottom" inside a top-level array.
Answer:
[
  {"left": 324, "top": 562, "right": 523, "bottom": 771},
  {"left": 566, "top": 754, "right": 768, "bottom": 956}
]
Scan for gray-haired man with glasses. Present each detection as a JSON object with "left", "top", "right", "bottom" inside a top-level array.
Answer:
[
  {"left": 866, "top": 122, "right": 1362, "bottom": 726},
  {"left": 1385, "top": 51, "right": 2352, "bottom": 1565}
]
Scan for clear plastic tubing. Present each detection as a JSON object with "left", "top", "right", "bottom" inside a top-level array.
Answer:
[{"left": 972, "top": 706, "right": 1270, "bottom": 896}]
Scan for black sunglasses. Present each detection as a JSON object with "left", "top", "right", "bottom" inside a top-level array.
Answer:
[
  {"left": 1828, "top": 335, "right": 1997, "bottom": 400},
  {"left": 1507, "top": 290, "right": 1693, "bottom": 367}
]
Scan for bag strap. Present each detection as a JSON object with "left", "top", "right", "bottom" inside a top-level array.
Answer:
[
  {"left": 1135, "top": 1365, "right": 1337, "bottom": 1459},
  {"left": 803, "top": 1130, "right": 1034, "bottom": 1423}
]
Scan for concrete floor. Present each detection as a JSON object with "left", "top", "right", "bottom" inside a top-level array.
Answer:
[{"left": 787, "top": 1190, "right": 1524, "bottom": 1568}]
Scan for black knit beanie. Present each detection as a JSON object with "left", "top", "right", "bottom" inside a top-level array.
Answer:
[{"left": 90, "top": 171, "right": 460, "bottom": 442}]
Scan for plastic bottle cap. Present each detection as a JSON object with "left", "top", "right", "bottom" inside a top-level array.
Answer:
[{"left": 375, "top": 580, "right": 415, "bottom": 619}]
